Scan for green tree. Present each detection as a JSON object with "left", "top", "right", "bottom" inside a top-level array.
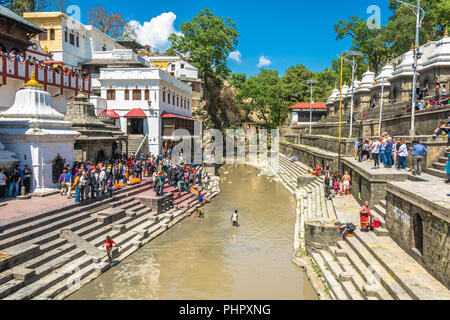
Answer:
[
  {"left": 237, "top": 70, "right": 289, "bottom": 129},
  {"left": 229, "top": 73, "right": 247, "bottom": 90},
  {"left": 1, "top": 0, "right": 65, "bottom": 14},
  {"left": 386, "top": 0, "right": 450, "bottom": 57},
  {"left": 168, "top": 8, "right": 240, "bottom": 100},
  {"left": 334, "top": 16, "right": 389, "bottom": 74}
]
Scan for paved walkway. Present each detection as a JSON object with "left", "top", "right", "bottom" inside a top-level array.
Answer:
[{"left": 0, "top": 177, "right": 152, "bottom": 227}]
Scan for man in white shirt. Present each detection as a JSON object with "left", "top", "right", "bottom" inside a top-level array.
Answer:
[{"left": 370, "top": 139, "right": 381, "bottom": 169}]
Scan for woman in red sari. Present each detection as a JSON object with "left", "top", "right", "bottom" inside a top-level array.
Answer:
[{"left": 360, "top": 201, "right": 373, "bottom": 232}]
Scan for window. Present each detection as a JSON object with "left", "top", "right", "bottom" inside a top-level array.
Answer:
[
  {"left": 181, "top": 63, "right": 185, "bottom": 69},
  {"left": 168, "top": 93, "right": 170, "bottom": 104},
  {"left": 76, "top": 35, "right": 79, "bottom": 47},
  {"left": 177, "top": 97, "right": 179, "bottom": 107},
  {"left": 173, "top": 94, "right": 175, "bottom": 105},
  {"left": 40, "top": 32, "right": 48, "bottom": 41},
  {"left": 107, "top": 90, "right": 116, "bottom": 100},
  {"left": 163, "top": 91, "right": 166, "bottom": 103},
  {"left": 145, "top": 89, "right": 150, "bottom": 100},
  {"left": 102, "top": 45, "right": 107, "bottom": 51},
  {"left": 50, "top": 29, "right": 55, "bottom": 40},
  {"left": 133, "top": 89, "right": 142, "bottom": 100},
  {"left": 69, "top": 33, "right": 75, "bottom": 45},
  {"left": 124, "top": 90, "right": 130, "bottom": 100},
  {"left": 171, "top": 64, "right": 175, "bottom": 71},
  {"left": 65, "top": 30, "right": 68, "bottom": 42}
]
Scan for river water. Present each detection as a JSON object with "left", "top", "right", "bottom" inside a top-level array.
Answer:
[{"left": 67, "top": 164, "right": 317, "bottom": 300}]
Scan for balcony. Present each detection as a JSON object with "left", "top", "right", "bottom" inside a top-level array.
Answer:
[{"left": 0, "top": 55, "right": 91, "bottom": 93}]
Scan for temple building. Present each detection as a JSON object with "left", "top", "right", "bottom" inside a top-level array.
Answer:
[
  {"left": 65, "top": 92, "right": 127, "bottom": 162},
  {"left": 289, "top": 102, "right": 327, "bottom": 125},
  {"left": 98, "top": 67, "right": 196, "bottom": 155},
  {"left": 0, "top": 73, "right": 79, "bottom": 194}
]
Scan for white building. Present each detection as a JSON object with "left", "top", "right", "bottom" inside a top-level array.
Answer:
[
  {"left": 98, "top": 67, "right": 195, "bottom": 155},
  {"left": 144, "top": 56, "right": 203, "bottom": 103},
  {"left": 24, "top": 12, "right": 126, "bottom": 68}
]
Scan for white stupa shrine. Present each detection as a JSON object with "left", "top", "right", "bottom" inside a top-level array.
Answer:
[{"left": 0, "top": 73, "right": 80, "bottom": 194}]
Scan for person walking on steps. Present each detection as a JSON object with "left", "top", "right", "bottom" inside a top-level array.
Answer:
[{"left": 104, "top": 236, "right": 121, "bottom": 264}]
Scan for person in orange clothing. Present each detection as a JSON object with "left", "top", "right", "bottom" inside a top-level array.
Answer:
[{"left": 359, "top": 201, "right": 373, "bottom": 232}]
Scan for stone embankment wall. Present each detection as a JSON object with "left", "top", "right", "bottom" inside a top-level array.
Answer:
[{"left": 385, "top": 184, "right": 449, "bottom": 289}]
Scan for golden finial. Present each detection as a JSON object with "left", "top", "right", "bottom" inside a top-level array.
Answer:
[
  {"left": 123, "top": 29, "right": 127, "bottom": 36},
  {"left": 387, "top": 58, "right": 391, "bottom": 65},
  {"left": 367, "top": 64, "right": 370, "bottom": 72},
  {"left": 23, "top": 72, "right": 43, "bottom": 87},
  {"left": 411, "top": 43, "right": 415, "bottom": 51},
  {"left": 43, "top": 46, "right": 48, "bottom": 52},
  {"left": 445, "top": 28, "right": 448, "bottom": 38}
]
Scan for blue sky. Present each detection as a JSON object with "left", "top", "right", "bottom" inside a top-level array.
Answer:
[{"left": 70, "top": 0, "right": 391, "bottom": 76}]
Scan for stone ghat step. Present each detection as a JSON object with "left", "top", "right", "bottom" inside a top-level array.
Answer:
[
  {"left": 423, "top": 167, "right": 447, "bottom": 179},
  {"left": 355, "top": 231, "right": 450, "bottom": 300},
  {"left": 1, "top": 181, "right": 213, "bottom": 300},
  {"left": 334, "top": 241, "right": 394, "bottom": 300},
  {"left": 33, "top": 261, "right": 97, "bottom": 300},
  {"left": 4, "top": 255, "right": 93, "bottom": 300},
  {"left": 438, "top": 157, "right": 448, "bottom": 164},
  {"left": 0, "top": 181, "right": 150, "bottom": 232},
  {"left": 344, "top": 235, "right": 412, "bottom": 300},
  {"left": 0, "top": 183, "right": 151, "bottom": 246},
  {"left": 319, "top": 248, "right": 364, "bottom": 300},
  {"left": 432, "top": 162, "right": 446, "bottom": 171},
  {"left": 310, "top": 252, "right": 348, "bottom": 300}
]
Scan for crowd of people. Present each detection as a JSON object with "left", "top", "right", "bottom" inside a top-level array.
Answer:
[
  {"left": 352, "top": 134, "right": 431, "bottom": 175},
  {"left": 0, "top": 147, "right": 212, "bottom": 205},
  {"left": 1, "top": 49, "right": 89, "bottom": 78}
]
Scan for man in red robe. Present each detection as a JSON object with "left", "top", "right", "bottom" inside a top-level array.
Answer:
[{"left": 359, "top": 201, "right": 373, "bottom": 232}]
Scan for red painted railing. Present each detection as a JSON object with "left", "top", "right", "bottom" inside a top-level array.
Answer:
[{"left": 0, "top": 54, "right": 91, "bottom": 95}]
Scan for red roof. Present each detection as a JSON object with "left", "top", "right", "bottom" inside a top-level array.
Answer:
[
  {"left": 289, "top": 102, "right": 327, "bottom": 110},
  {"left": 160, "top": 112, "right": 194, "bottom": 121},
  {"left": 104, "top": 109, "right": 120, "bottom": 118},
  {"left": 124, "top": 108, "right": 147, "bottom": 118}
]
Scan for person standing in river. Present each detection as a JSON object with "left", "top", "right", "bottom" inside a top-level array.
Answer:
[{"left": 231, "top": 210, "right": 239, "bottom": 227}]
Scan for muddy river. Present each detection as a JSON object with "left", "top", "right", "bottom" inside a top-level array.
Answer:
[{"left": 67, "top": 164, "right": 317, "bottom": 300}]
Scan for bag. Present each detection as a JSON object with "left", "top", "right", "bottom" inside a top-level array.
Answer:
[{"left": 372, "top": 219, "right": 381, "bottom": 229}]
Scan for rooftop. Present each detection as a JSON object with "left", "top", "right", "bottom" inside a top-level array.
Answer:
[
  {"left": 0, "top": 5, "right": 44, "bottom": 33},
  {"left": 290, "top": 102, "right": 327, "bottom": 110}
]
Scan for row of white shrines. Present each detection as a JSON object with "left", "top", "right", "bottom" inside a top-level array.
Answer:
[{"left": 0, "top": 74, "right": 81, "bottom": 195}]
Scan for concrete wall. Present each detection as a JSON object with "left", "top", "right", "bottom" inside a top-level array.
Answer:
[{"left": 386, "top": 185, "right": 450, "bottom": 289}]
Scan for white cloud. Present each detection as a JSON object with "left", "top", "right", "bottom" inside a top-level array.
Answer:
[
  {"left": 229, "top": 50, "right": 242, "bottom": 63},
  {"left": 257, "top": 56, "right": 272, "bottom": 68},
  {"left": 128, "top": 12, "right": 180, "bottom": 51}
]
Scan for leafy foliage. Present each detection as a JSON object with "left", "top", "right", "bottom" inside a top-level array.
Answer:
[{"left": 168, "top": 8, "right": 239, "bottom": 98}]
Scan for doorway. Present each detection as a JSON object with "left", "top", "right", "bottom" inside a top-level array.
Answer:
[
  {"left": 127, "top": 119, "right": 144, "bottom": 135},
  {"left": 413, "top": 214, "right": 424, "bottom": 256}
]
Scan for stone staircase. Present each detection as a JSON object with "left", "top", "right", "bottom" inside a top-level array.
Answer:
[
  {"left": 424, "top": 149, "right": 449, "bottom": 179},
  {"left": 311, "top": 227, "right": 450, "bottom": 300},
  {"left": 0, "top": 179, "right": 220, "bottom": 300},
  {"left": 310, "top": 194, "right": 450, "bottom": 301},
  {"left": 269, "top": 154, "right": 337, "bottom": 222},
  {"left": 127, "top": 135, "right": 147, "bottom": 156},
  {"left": 271, "top": 154, "right": 450, "bottom": 300}
]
